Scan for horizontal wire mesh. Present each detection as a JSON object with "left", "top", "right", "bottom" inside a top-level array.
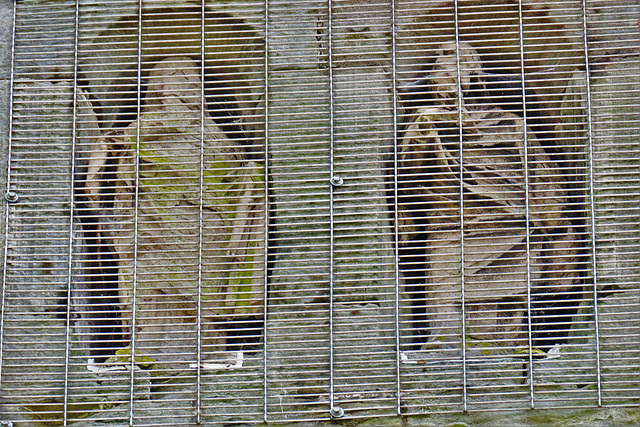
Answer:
[{"left": 1, "top": 0, "right": 638, "bottom": 425}]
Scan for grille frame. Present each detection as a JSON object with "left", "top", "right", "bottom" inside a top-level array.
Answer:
[{"left": 0, "top": 0, "right": 638, "bottom": 425}]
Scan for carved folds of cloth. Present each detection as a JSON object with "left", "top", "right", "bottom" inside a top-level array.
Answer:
[
  {"left": 82, "top": 57, "right": 265, "bottom": 364},
  {"left": 398, "top": 43, "right": 584, "bottom": 354}
]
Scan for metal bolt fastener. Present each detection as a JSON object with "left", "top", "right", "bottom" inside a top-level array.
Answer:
[
  {"left": 330, "top": 406, "right": 344, "bottom": 418},
  {"left": 4, "top": 191, "right": 19, "bottom": 203},
  {"left": 330, "top": 175, "right": 344, "bottom": 187}
]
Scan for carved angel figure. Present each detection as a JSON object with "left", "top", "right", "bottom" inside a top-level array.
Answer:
[
  {"left": 398, "top": 43, "right": 583, "bottom": 355},
  {"left": 83, "top": 57, "right": 265, "bottom": 365}
]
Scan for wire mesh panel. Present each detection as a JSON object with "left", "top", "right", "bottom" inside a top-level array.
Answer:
[
  {"left": 1, "top": 0, "right": 638, "bottom": 425},
  {"left": 395, "top": 0, "right": 594, "bottom": 412},
  {"left": 4, "top": 1, "right": 268, "bottom": 424}
]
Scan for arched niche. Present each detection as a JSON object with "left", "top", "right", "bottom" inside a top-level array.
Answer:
[
  {"left": 396, "top": 0, "right": 584, "bottom": 118},
  {"left": 73, "top": 3, "right": 267, "bottom": 363},
  {"left": 394, "top": 0, "right": 591, "bottom": 353},
  {"left": 78, "top": 3, "right": 265, "bottom": 146}
]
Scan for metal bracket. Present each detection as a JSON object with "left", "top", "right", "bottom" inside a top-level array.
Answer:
[
  {"left": 330, "top": 175, "right": 344, "bottom": 187},
  {"left": 330, "top": 406, "right": 344, "bottom": 418},
  {"left": 4, "top": 191, "right": 18, "bottom": 203}
]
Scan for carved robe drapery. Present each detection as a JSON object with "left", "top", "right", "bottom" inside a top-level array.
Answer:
[
  {"left": 398, "top": 43, "right": 583, "bottom": 354},
  {"left": 83, "top": 57, "right": 265, "bottom": 364}
]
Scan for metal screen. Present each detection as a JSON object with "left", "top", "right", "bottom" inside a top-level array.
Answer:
[{"left": 1, "top": 0, "right": 639, "bottom": 425}]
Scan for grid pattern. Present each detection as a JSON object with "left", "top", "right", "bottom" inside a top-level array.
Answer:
[{"left": 1, "top": 0, "right": 638, "bottom": 425}]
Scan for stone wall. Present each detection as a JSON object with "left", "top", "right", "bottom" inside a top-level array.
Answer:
[{"left": 0, "top": 0, "right": 638, "bottom": 425}]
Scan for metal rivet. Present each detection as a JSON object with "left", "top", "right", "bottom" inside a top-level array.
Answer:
[
  {"left": 330, "top": 175, "right": 344, "bottom": 187},
  {"left": 4, "top": 191, "right": 19, "bottom": 203},
  {"left": 330, "top": 406, "right": 344, "bottom": 418}
]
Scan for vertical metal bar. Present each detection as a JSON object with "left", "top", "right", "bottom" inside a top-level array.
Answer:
[
  {"left": 390, "top": 0, "right": 402, "bottom": 416},
  {"left": 327, "top": 0, "right": 338, "bottom": 416},
  {"left": 516, "top": 1, "right": 536, "bottom": 409},
  {"left": 0, "top": 0, "right": 18, "bottom": 397},
  {"left": 452, "top": 0, "right": 468, "bottom": 412},
  {"left": 129, "top": 0, "right": 143, "bottom": 424},
  {"left": 195, "top": 1, "right": 206, "bottom": 423},
  {"left": 263, "top": 0, "right": 271, "bottom": 422},
  {"left": 580, "top": 0, "right": 603, "bottom": 406},
  {"left": 63, "top": 1, "right": 81, "bottom": 424}
]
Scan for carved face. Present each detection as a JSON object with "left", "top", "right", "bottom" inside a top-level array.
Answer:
[
  {"left": 145, "top": 56, "right": 203, "bottom": 111},
  {"left": 430, "top": 42, "right": 483, "bottom": 109}
]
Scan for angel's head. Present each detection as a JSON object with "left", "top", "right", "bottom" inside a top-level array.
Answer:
[
  {"left": 430, "top": 42, "right": 483, "bottom": 108},
  {"left": 398, "top": 42, "right": 484, "bottom": 113},
  {"left": 145, "top": 56, "right": 202, "bottom": 108}
]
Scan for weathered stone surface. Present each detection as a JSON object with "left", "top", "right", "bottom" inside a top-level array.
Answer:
[
  {"left": 585, "top": 1, "right": 640, "bottom": 58},
  {"left": 0, "top": 0, "right": 638, "bottom": 425},
  {"left": 402, "top": 407, "right": 640, "bottom": 427},
  {"left": 0, "top": 0, "right": 12, "bottom": 80},
  {"left": 80, "top": 57, "right": 266, "bottom": 367},
  {"left": 264, "top": 4, "right": 402, "bottom": 420},
  {"left": 78, "top": 1, "right": 265, "bottom": 128},
  {"left": 4, "top": 80, "right": 99, "bottom": 311},
  {"left": 0, "top": 79, "right": 9, "bottom": 282},
  {"left": 11, "top": 0, "right": 76, "bottom": 79},
  {"left": 0, "top": 81, "right": 125, "bottom": 424},
  {"left": 267, "top": 2, "right": 327, "bottom": 70},
  {"left": 264, "top": 64, "right": 334, "bottom": 421},
  {"left": 590, "top": 61, "right": 640, "bottom": 291},
  {"left": 394, "top": 0, "right": 584, "bottom": 106}
]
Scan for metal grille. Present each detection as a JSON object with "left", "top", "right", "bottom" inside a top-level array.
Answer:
[{"left": 1, "top": 0, "right": 638, "bottom": 425}]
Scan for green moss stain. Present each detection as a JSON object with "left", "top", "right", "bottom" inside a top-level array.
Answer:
[
  {"left": 112, "top": 107, "right": 266, "bottom": 322},
  {"left": 104, "top": 347, "right": 156, "bottom": 369},
  {"left": 24, "top": 401, "right": 117, "bottom": 425}
]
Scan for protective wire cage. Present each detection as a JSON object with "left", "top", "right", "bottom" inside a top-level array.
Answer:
[{"left": 1, "top": 0, "right": 638, "bottom": 425}]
